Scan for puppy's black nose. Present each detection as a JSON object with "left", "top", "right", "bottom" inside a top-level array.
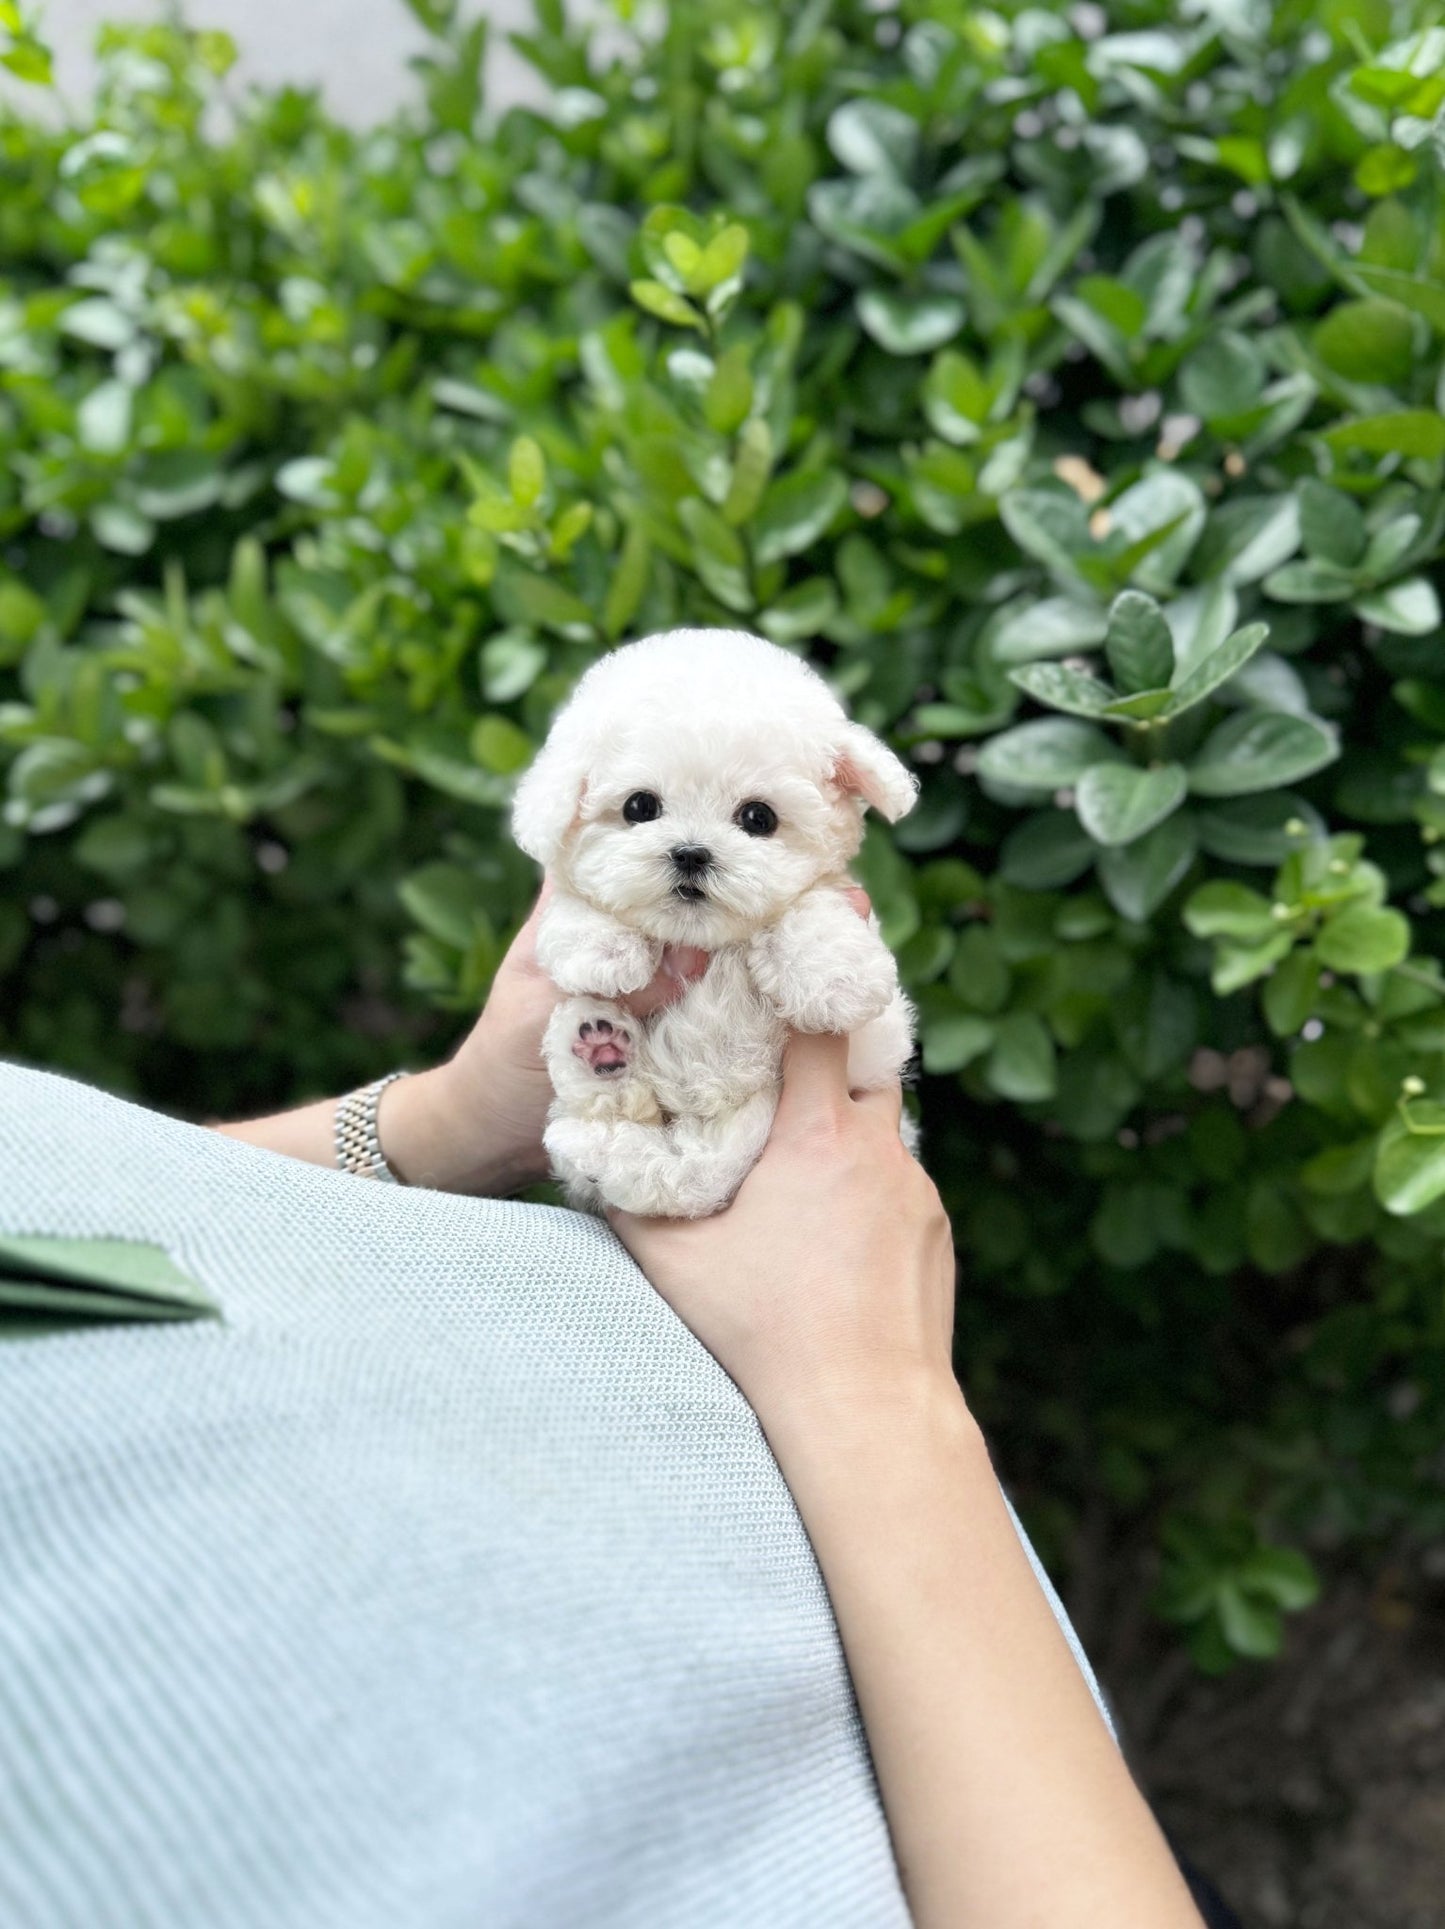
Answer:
[{"left": 670, "top": 843, "right": 712, "bottom": 875}]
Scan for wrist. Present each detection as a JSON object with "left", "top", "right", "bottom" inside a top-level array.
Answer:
[
  {"left": 751, "top": 1359, "right": 978, "bottom": 1477},
  {"left": 380, "top": 1061, "right": 541, "bottom": 1197}
]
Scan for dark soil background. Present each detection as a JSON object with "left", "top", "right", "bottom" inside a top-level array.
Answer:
[{"left": 1096, "top": 1551, "right": 1445, "bottom": 1928}]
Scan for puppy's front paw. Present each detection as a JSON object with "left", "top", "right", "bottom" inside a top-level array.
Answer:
[{"left": 545, "top": 929, "right": 656, "bottom": 999}]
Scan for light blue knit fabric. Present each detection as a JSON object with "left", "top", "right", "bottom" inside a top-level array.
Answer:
[{"left": 0, "top": 1063, "right": 1109, "bottom": 1928}]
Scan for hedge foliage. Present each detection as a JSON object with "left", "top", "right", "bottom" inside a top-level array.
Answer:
[{"left": 5, "top": 0, "right": 1445, "bottom": 1666}]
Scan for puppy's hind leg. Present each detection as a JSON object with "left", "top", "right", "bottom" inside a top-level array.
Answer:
[
  {"left": 543, "top": 997, "right": 664, "bottom": 1125},
  {"left": 616, "top": 1088, "right": 778, "bottom": 1220}
]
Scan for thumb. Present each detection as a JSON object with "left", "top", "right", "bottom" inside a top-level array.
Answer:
[{"left": 776, "top": 1027, "right": 851, "bottom": 1125}]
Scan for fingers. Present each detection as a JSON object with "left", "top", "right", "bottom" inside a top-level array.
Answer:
[
  {"left": 623, "top": 944, "right": 710, "bottom": 1018},
  {"left": 843, "top": 885, "right": 871, "bottom": 921}
]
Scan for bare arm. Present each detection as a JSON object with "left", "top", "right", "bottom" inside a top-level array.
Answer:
[
  {"left": 608, "top": 1035, "right": 1202, "bottom": 1928},
  {"left": 214, "top": 882, "right": 704, "bottom": 1195}
]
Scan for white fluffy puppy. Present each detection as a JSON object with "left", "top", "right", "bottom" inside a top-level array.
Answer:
[{"left": 511, "top": 627, "right": 919, "bottom": 1218}]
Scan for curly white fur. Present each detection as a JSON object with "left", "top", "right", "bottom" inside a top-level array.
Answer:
[{"left": 512, "top": 628, "right": 920, "bottom": 1218}]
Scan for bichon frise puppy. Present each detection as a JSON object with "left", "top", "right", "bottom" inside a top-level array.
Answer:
[{"left": 511, "top": 627, "right": 919, "bottom": 1218}]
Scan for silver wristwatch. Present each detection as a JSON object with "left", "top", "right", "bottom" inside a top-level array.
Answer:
[{"left": 334, "top": 1071, "right": 409, "bottom": 1183}]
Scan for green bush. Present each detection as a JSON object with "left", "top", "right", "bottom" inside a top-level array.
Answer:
[{"left": 4, "top": 0, "right": 1445, "bottom": 1667}]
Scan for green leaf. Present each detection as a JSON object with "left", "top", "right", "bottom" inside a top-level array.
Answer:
[
  {"left": 999, "top": 812, "right": 1097, "bottom": 889},
  {"left": 1164, "top": 622, "right": 1269, "bottom": 717},
  {"left": 1008, "top": 662, "right": 1117, "bottom": 719},
  {"left": 1298, "top": 480, "right": 1367, "bottom": 569},
  {"left": 1324, "top": 412, "right": 1445, "bottom": 459},
  {"left": 1354, "top": 576, "right": 1440, "bottom": 635},
  {"left": 1188, "top": 711, "right": 1338, "bottom": 798},
  {"left": 1183, "top": 880, "right": 1278, "bottom": 942},
  {"left": 1238, "top": 1547, "right": 1319, "bottom": 1613},
  {"left": 1376, "top": 1105, "right": 1445, "bottom": 1216},
  {"left": 1097, "top": 813, "right": 1197, "bottom": 922},
  {"left": 398, "top": 862, "right": 489, "bottom": 950},
  {"left": 722, "top": 418, "right": 775, "bottom": 526},
  {"left": 679, "top": 497, "right": 753, "bottom": 611},
  {"left": 827, "top": 98, "right": 919, "bottom": 179},
  {"left": 630, "top": 280, "right": 705, "bottom": 330},
  {"left": 976, "top": 718, "right": 1120, "bottom": 791},
  {"left": 1104, "top": 590, "right": 1173, "bottom": 695},
  {"left": 1312, "top": 300, "right": 1415, "bottom": 385},
  {"left": 0, "top": 38, "right": 53, "bottom": 86},
  {"left": 999, "top": 489, "right": 1092, "bottom": 578},
  {"left": 479, "top": 629, "right": 546, "bottom": 702},
  {"left": 1263, "top": 559, "right": 1358, "bottom": 605},
  {"left": 1178, "top": 332, "right": 1264, "bottom": 421},
  {"left": 508, "top": 436, "right": 546, "bottom": 508},
  {"left": 1216, "top": 1583, "right": 1283, "bottom": 1660},
  {"left": 470, "top": 714, "right": 534, "bottom": 775},
  {"left": 752, "top": 469, "right": 847, "bottom": 566},
  {"left": 986, "top": 1012, "right": 1057, "bottom": 1102},
  {"left": 1075, "top": 763, "right": 1187, "bottom": 848},
  {"left": 922, "top": 1009, "right": 994, "bottom": 1074},
  {"left": 992, "top": 598, "right": 1108, "bottom": 666},
  {"left": 856, "top": 290, "right": 965, "bottom": 355},
  {"left": 1314, "top": 904, "right": 1409, "bottom": 974},
  {"left": 603, "top": 524, "right": 650, "bottom": 639},
  {"left": 1262, "top": 950, "right": 1320, "bottom": 1036},
  {"left": 703, "top": 346, "right": 753, "bottom": 435}
]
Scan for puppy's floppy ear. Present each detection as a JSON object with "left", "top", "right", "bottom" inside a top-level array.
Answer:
[
  {"left": 511, "top": 724, "right": 591, "bottom": 866},
  {"left": 831, "top": 722, "right": 918, "bottom": 823}
]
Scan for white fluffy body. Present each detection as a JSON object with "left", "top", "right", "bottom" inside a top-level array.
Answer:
[{"left": 512, "top": 628, "right": 920, "bottom": 1218}]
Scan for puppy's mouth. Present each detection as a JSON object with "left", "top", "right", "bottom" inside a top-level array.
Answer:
[{"left": 671, "top": 882, "right": 708, "bottom": 904}]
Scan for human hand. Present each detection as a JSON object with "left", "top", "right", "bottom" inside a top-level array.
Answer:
[
  {"left": 384, "top": 879, "right": 709, "bottom": 1195},
  {"left": 605, "top": 1026, "right": 958, "bottom": 1433}
]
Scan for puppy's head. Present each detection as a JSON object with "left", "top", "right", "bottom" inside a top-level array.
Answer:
[{"left": 512, "top": 628, "right": 917, "bottom": 946}]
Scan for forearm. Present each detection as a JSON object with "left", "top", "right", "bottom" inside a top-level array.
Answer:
[
  {"left": 213, "top": 1064, "right": 542, "bottom": 1198},
  {"left": 759, "top": 1373, "right": 1202, "bottom": 1929}
]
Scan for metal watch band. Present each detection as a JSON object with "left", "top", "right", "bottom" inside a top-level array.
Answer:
[{"left": 333, "top": 1071, "right": 409, "bottom": 1183}]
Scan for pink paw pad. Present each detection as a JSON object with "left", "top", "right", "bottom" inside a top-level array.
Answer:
[{"left": 572, "top": 1017, "right": 632, "bottom": 1077}]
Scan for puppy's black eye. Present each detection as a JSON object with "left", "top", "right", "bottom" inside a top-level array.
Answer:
[
  {"left": 622, "top": 790, "right": 662, "bottom": 825},
  {"left": 735, "top": 800, "right": 777, "bottom": 838}
]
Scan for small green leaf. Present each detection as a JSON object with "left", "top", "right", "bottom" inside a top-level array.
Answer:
[
  {"left": 977, "top": 718, "right": 1121, "bottom": 791},
  {"left": 992, "top": 598, "right": 1109, "bottom": 666},
  {"left": 470, "top": 714, "right": 535, "bottom": 775},
  {"left": 922, "top": 1009, "right": 994, "bottom": 1074},
  {"left": 1188, "top": 711, "right": 1338, "bottom": 798},
  {"left": 1104, "top": 590, "right": 1173, "bottom": 695},
  {"left": 1376, "top": 1106, "right": 1445, "bottom": 1216},
  {"left": 1262, "top": 950, "right": 1320, "bottom": 1035},
  {"left": 1165, "top": 622, "right": 1269, "bottom": 717},
  {"left": 1183, "top": 880, "right": 1278, "bottom": 942},
  {"left": 1325, "top": 412, "right": 1445, "bottom": 459},
  {"left": 856, "top": 290, "right": 965, "bottom": 356},
  {"left": 827, "top": 98, "right": 919, "bottom": 178},
  {"left": 1097, "top": 813, "right": 1197, "bottom": 922},
  {"left": 1315, "top": 904, "right": 1409, "bottom": 974},
  {"left": 1217, "top": 1583, "right": 1283, "bottom": 1660},
  {"left": 508, "top": 436, "right": 545, "bottom": 508},
  {"left": 1312, "top": 299, "right": 1415, "bottom": 384},
  {"left": 1354, "top": 576, "right": 1440, "bottom": 636},
  {"left": 1298, "top": 480, "right": 1367, "bottom": 569},
  {"left": 630, "top": 279, "right": 705, "bottom": 330},
  {"left": 1075, "top": 762, "right": 1187, "bottom": 848},
  {"left": 986, "top": 1012, "right": 1057, "bottom": 1102},
  {"left": 679, "top": 497, "right": 753, "bottom": 611},
  {"left": 752, "top": 469, "right": 847, "bottom": 566},
  {"left": 1008, "top": 662, "right": 1118, "bottom": 719},
  {"left": 398, "top": 862, "right": 488, "bottom": 950}
]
